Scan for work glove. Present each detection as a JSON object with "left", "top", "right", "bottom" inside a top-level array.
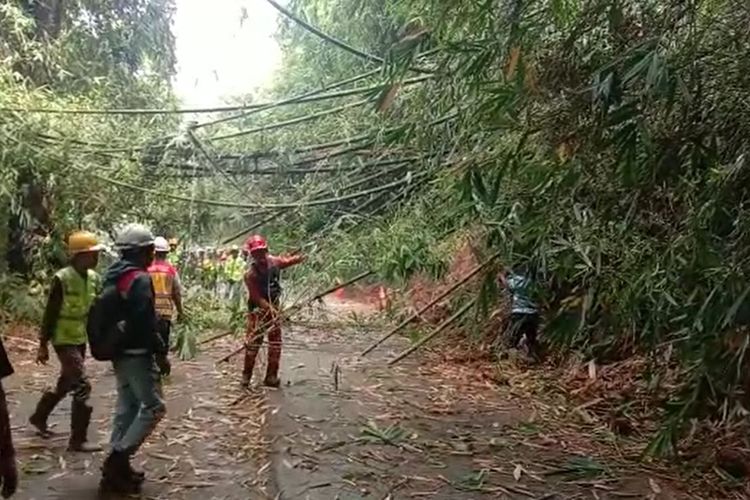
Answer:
[
  {"left": 155, "top": 354, "right": 171, "bottom": 377},
  {"left": 0, "top": 453, "right": 17, "bottom": 498}
]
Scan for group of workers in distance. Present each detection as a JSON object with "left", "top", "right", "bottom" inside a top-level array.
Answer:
[
  {"left": 0, "top": 223, "right": 304, "bottom": 497},
  {"left": 182, "top": 245, "right": 247, "bottom": 302}
]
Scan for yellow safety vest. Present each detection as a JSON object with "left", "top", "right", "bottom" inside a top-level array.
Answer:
[
  {"left": 225, "top": 256, "right": 245, "bottom": 282},
  {"left": 149, "top": 261, "right": 176, "bottom": 319},
  {"left": 54, "top": 267, "right": 99, "bottom": 346}
]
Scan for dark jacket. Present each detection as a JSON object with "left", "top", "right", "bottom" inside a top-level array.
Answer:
[{"left": 103, "top": 259, "right": 165, "bottom": 356}]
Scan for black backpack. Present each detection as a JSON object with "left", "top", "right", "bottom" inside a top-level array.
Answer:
[{"left": 87, "top": 277, "right": 130, "bottom": 361}]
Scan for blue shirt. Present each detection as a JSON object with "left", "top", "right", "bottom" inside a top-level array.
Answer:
[{"left": 507, "top": 272, "right": 537, "bottom": 314}]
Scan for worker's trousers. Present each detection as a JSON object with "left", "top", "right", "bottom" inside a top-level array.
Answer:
[
  {"left": 52, "top": 344, "right": 92, "bottom": 404},
  {"left": 110, "top": 355, "right": 166, "bottom": 454},
  {"left": 243, "top": 310, "right": 282, "bottom": 379}
]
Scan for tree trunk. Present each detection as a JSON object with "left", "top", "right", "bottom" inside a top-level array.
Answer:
[
  {"left": 4, "top": 171, "right": 53, "bottom": 277},
  {"left": 22, "top": 0, "right": 66, "bottom": 40}
]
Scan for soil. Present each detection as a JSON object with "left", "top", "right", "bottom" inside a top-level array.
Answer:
[
  {"left": 0, "top": 297, "right": 718, "bottom": 499},
  {"left": 3, "top": 332, "right": 269, "bottom": 499}
]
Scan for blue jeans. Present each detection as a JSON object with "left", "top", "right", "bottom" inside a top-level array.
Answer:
[{"left": 110, "top": 355, "right": 166, "bottom": 453}]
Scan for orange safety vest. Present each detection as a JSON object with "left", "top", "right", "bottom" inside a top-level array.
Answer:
[{"left": 148, "top": 260, "right": 177, "bottom": 319}]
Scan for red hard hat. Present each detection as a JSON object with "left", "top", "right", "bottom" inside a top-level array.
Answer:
[{"left": 245, "top": 234, "right": 268, "bottom": 253}]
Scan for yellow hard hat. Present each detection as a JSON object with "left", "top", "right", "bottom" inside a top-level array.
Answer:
[{"left": 67, "top": 231, "right": 104, "bottom": 255}]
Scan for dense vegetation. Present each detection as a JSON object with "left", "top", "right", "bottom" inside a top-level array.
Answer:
[{"left": 3, "top": 0, "right": 750, "bottom": 456}]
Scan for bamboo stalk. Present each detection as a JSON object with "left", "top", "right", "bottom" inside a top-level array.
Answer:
[
  {"left": 264, "top": 0, "right": 382, "bottom": 65},
  {"left": 186, "top": 129, "right": 247, "bottom": 198},
  {"left": 208, "top": 99, "right": 371, "bottom": 142},
  {"left": 292, "top": 140, "right": 377, "bottom": 166},
  {"left": 264, "top": 0, "right": 433, "bottom": 74},
  {"left": 219, "top": 211, "right": 284, "bottom": 245},
  {"left": 361, "top": 251, "right": 500, "bottom": 356},
  {"left": 1, "top": 70, "right": 384, "bottom": 116},
  {"left": 196, "top": 74, "right": 431, "bottom": 130},
  {"left": 388, "top": 298, "right": 477, "bottom": 366},
  {"left": 148, "top": 155, "right": 419, "bottom": 176},
  {"left": 72, "top": 161, "right": 426, "bottom": 209},
  {"left": 217, "top": 159, "right": 380, "bottom": 244}
]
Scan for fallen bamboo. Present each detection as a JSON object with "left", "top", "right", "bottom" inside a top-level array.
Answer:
[
  {"left": 206, "top": 270, "right": 374, "bottom": 352},
  {"left": 360, "top": 251, "right": 500, "bottom": 356},
  {"left": 2, "top": 67, "right": 383, "bottom": 116},
  {"left": 219, "top": 211, "right": 285, "bottom": 245},
  {"left": 217, "top": 160, "right": 387, "bottom": 244},
  {"left": 264, "top": 0, "right": 384, "bottom": 66},
  {"left": 70, "top": 162, "right": 426, "bottom": 210},
  {"left": 187, "top": 129, "right": 247, "bottom": 198},
  {"left": 197, "top": 74, "right": 431, "bottom": 130},
  {"left": 264, "top": 0, "right": 433, "bottom": 74},
  {"left": 209, "top": 99, "right": 371, "bottom": 142},
  {"left": 388, "top": 298, "right": 477, "bottom": 366}
]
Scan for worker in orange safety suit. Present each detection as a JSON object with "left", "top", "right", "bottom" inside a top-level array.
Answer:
[
  {"left": 241, "top": 235, "right": 304, "bottom": 388},
  {"left": 147, "top": 237, "right": 184, "bottom": 354}
]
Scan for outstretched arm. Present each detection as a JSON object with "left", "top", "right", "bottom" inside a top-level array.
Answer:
[{"left": 275, "top": 254, "right": 306, "bottom": 270}]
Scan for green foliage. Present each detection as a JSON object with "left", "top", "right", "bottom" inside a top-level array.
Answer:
[
  {"left": 261, "top": 0, "right": 750, "bottom": 454},
  {"left": 0, "top": 274, "right": 43, "bottom": 324},
  {"left": 171, "top": 320, "right": 197, "bottom": 361},
  {"left": 1, "top": 0, "right": 748, "bottom": 458}
]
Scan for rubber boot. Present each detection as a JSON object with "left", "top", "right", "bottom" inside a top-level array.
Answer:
[
  {"left": 264, "top": 326, "right": 281, "bottom": 387},
  {"left": 263, "top": 349, "right": 281, "bottom": 388},
  {"left": 29, "top": 392, "right": 62, "bottom": 437},
  {"left": 99, "top": 450, "right": 142, "bottom": 495},
  {"left": 129, "top": 462, "right": 146, "bottom": 482},
  {"left": 68, "top": 402, "right": 101, "bottom": 452},
  {"left": 242, "top": 345, "right": 260, "bottom": 388}
]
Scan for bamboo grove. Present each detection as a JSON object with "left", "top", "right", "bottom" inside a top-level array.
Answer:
[{"left": 2, "top": 0, "right": 750, "bottom": 455}]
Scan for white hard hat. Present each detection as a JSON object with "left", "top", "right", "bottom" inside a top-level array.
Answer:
[
  {"left": 154, "top": 236, "right": 170, "bottom": 252},
  {"left": 115, "top": 223, "right": 155, "bottom": 251}
]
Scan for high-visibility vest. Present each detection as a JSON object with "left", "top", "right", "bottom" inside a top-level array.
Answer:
[
  {"left": 225, "top": 256, "right": 245, "bottom": 282},
  {"left": 167, "top": 250, "right": 182, "bottom": 269},
  {"left": 148, "top": 261, "right": 177, "bottom": 319},
  {"left": 54, "top": 266, "right": 99, "bottom": 346}
]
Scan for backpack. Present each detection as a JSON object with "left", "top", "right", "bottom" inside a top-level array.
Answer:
[{"left": 87, "top": 269, "right": 139, "bottom": 361}]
